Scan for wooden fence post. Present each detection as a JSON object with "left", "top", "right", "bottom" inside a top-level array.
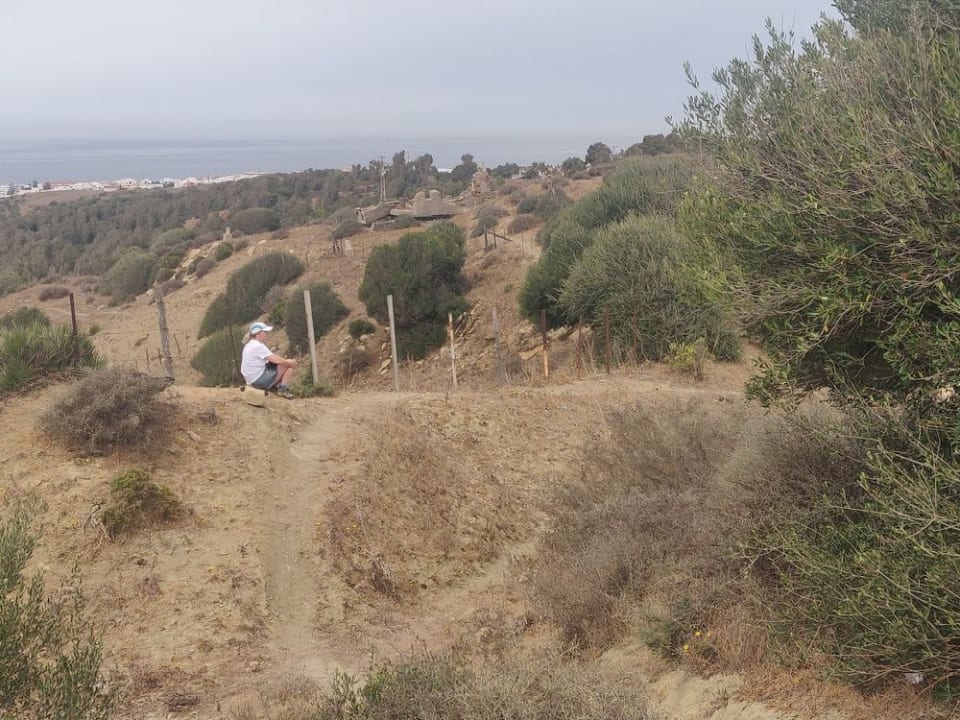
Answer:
[
  {"left": 303, "top": 289, "right": 320, "bottom": 384},
  {"left": 541, "top": 309, "right": 549, "bottom": 380},
  {"left": 604, "top": 309, "right": 612, "bottom": 374},
  {"left": 387, "top": 294, "right": 400, "bottom": 391},
  {"left": 68, "top": 292, "right": 79, "bottom": 361},
  {"left": 154, "top": 285, "right": 175, "bottom": 380},
  {"left": 448, "top": 312, "right": 458, "bottom": 390}
]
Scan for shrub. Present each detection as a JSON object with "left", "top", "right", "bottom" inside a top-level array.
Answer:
[
  {"left": 159, "top": 277, "right": 185, "bottom": 295},
  {"left": 87, "top": 324, "right": 101, "bottom": 336},
  {"left": 0, "top": 307, "right": 49, "bottom": 330},
  {"left": 0, "top": 323, "right": 101, "bottom": 394},
  {"left": 149, "top": 227, "right": 192, "bottom": 255},
  {"left": 194, "top": 257, "right": 216, "bottom": 278},
  {"left": 100, "top": 468, "right": 181, "bottom": 537},
  {"left": 290, "top": 375, "right": 335, "bottom": 399},
  {"left": 261, "top": 285, "right": 288, "bottom": 328},
  {"left": 191, "top": 325, "right": 244, "bottom": 386},
  {"left": 332, "top": 219, "right": 364, "bottom": 240},
  {"left": 559, "top": 215, "right": 739, "bottom": 362},
  {"left": 40, "top": 369, "right": 175, "bottom": 453},
  {"left": 284, "top": 282, "right": 349, "bottom": 355},
  {"left": 561, "top": 156, "right": 586, "bottom": 176},
  {"left": 0, "top": 500, "right": 116, "bottom": 719},
  {"left": 516, "top": 195, "right": 538, "bottom": 214},
  {"left": 214, "top": 242, "right": 233, "bottom": 261},
  {"left": 197, "top": 252, "right": 304, "bottom": 338},
  {"left": 38, "top": 285, "right": 69, "bottom": 301},
  {"left": 232, "top": 207, "right": 281, "bottom": 235},
  {"left": 0, "top": 270, "right": 24, "bottom": 297},
  {"left": 359, "top": 221, "right": 468, "bottom": 360},
  {"left": 100, "top": 249, "right": 156, "bottom": 304},
  {"left": 520, "top": 156, "right": 695, "bottom": 328},
  {"left": 507, "top": 213, "right": 540, "bottom": 234},
  {"left": 348, "top": 317, "right": 376, "bottom": 339}
]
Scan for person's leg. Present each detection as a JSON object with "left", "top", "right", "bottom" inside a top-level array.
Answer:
[{"left": 277, "top": 365, "right": 295, "bottom": 387}]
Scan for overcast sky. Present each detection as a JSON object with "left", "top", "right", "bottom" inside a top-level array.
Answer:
[{"left": 1, "top": 0, "right": 836, "bottom": 144}]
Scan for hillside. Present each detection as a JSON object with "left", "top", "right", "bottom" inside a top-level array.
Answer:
[{"left": 0, "top": 177, "right": 943, "bottom": 720}]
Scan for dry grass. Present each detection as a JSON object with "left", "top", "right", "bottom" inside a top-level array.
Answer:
[
  {"left": 40, "top": 368, "right": 177, "bottom": 454},
  {"left": 323, "top": 404, "right": 528, "bottom": 599},
  {"left": 529, "top": 394, "right": 859, "bottom": 673}
]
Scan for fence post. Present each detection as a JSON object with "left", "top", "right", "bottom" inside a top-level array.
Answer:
[
  {"left": 387, "top": 294, "right": 400, "bottom": 391},
  {"left": 576, "top": 320, "right": 583, "bottom": 380},
  {"left": 541, "top": 309, "right": 549, "bottom": 380},
  {"left": 68, "top": 292, "right": 79, "bottom": 361},
  {"left": 302, "top": 289, "right": 320, "bottom": 384},
  {"left": 154, "top": 285, "right": 175, "bottom": 380},
  {"left": 448, "top": 312, "right": 458, "bottom": 390}
]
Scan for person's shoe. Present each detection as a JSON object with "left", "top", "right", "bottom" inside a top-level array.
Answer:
[{"left": 275, "top": 384, "right": 295, "bottom": 399}]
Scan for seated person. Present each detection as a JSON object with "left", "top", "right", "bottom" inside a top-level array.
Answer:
[{"left": 240, "top": 322, "right": 297, "bottom": 393}]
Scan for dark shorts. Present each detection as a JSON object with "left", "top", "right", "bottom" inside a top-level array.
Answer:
[{"left": 251, "top": 363, "right": 279, "bottom": 389}]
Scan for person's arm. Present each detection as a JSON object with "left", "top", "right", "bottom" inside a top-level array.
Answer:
[{"left": 266, "top": 353, "right": 297, "bottom": 368}]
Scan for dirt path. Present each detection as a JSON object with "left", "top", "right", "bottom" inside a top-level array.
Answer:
[{"left": 257, "top": 392, "right": 403, "bottom": 681}]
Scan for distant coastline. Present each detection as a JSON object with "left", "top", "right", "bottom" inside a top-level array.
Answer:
[{"left": 0, "top": 135, "right": 628, "bottom": 189}]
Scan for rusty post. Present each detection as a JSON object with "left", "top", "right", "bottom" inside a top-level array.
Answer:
[
  {"left": 68, "top": 292, "right": 79, "bottom": 361},
  {"left": 576, "top": 320, "right": 583, "bottom": 380}
]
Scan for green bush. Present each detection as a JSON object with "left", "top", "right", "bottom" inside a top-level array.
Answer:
[
  {"left": 284, "top": 282, "right": 349, "bottom": 355},
  {"left": 0, "top": 307, "right": 49, "bottom": 330},
  {"left": 332, "top": 219, "right": 365, "bottom": 240},
  {"left": 359, "top": 221, "right": 468, "bottom": 360},
  {"left": 392, "top": 214, "right": 419, "bottom": 229},
  {"left": 232, "top": 207, "right": 281, "bottom": 234},
  {"left": 149, "top": 227, "right": 192, "bottom": 255},
  {"left": 348, "top": 317, "right": 376, "bottom": 339},
  {"left": 100, "top": 468, "right": 181, "bottom": 537},
  {"left": 87, "top": 324, "right": 101, "bottom": 336},
  {"left": 191, "top": 325, "right": 244, "bottom": 386},
  {"left": 0, "top": 500, "right": 116, "bottom": 719},
  {"left": 0, "top": 270, "right": 24, "bottom": 297},
  {"left": 559, "top": 215, "right": 739, "bottom": 362},
  {"left": 561, "top": 156, "right": 586, "bottom": 176},
  {"left": 214, "top": 242, "right": 233, "bottom": 261},
  {"left": 0, "top": 323, "right": 101, "bottom": 394},
  {"left": 100, "top": 249, "right": 157, "bottom": 304},
  {"left": 40, "top": 369, "right": 175, "bottom": 453},
  {"left": 519, "top": 156, "right": 695, "bottom": 328},
  {"left": 194, "top": 257, "right": 216, "bottom": 278},
  {"left": 290, "top": 374, "right": 335, "bottom": 399},
  {"left": 197, "top": 252, "right": 304, "bottom": 338}
]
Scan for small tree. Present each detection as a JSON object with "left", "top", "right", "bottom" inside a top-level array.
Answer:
[
  {"left": 561, "top": 157, "right": 586, "bottom": 176},
  {"left": 359, "top": 221, "right": 468, "bottom": 359},
  {"left": 585, "top": 142, "right": 613, "bottom": 166}
]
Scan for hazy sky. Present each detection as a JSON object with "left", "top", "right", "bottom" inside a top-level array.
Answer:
[{"left": 1, "top": 0, "right": 837, "bottom": 143}]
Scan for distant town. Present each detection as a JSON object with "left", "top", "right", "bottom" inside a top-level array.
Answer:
[{"left": 0, "top": 172, "right": 266, "bottom": 198}]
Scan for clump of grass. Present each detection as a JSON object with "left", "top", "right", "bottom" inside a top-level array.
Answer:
[
  {"left": 0, "top": 306, "right": 50, "bottom": 330},
  {"left": 290, "top": 375, "right": 335, "bottom": 399},
  {"left": 101, "top": 468, "right": 181, "bottom": 537},
  {"left": 348, "top": 318, "right": 376, "bottom": 339},
  {"left": 0, "top": 322, "right": 101, "bottom": 394},
  {"left": 41, "top": 368, "right": 176, "bottom": 454}
]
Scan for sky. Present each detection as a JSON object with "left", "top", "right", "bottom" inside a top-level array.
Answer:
[{"left": 1, "top": 0, "right": 837, "bottom": 145}]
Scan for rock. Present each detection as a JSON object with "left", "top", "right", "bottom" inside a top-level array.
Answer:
[{"left": 380, "top": 358, "right": 392, "bottom": 371}]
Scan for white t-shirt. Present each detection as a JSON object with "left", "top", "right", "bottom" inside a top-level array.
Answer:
[{"left": 241, "top": 339, "right": 273, "bottom": 383}]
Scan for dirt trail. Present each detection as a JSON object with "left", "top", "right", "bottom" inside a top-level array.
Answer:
[{"left": 257, "top": 392, "right": 401, "bottom": 680}]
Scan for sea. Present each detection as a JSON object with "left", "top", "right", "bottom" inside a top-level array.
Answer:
[{"left": 0, "top": 136, "right": 624, "bottom": 185}]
